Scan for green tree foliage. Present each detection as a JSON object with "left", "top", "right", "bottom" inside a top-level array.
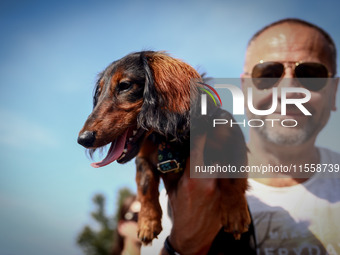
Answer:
[{"left": 77, "top": 188, "right": 134, "bottom": 255}]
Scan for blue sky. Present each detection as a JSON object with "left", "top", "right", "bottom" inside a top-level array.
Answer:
[{"left": 1, "top": 0, "right": 340, "bottom": 254}]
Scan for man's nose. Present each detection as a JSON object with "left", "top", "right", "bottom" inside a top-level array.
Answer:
[
  {"left": 282, "top": 65, "right": 295, "bottom": 78},
  {"left": 278, "top": 68, "right": 306, "bottom": 99}
]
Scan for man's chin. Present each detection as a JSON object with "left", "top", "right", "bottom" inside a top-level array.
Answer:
[{"left": 258, "top": 126, "right": 310, "bottom": 146}]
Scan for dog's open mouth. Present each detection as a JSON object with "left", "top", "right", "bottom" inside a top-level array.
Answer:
[{"left": 91, "top": 127, "right": 145, "bottom": 168}]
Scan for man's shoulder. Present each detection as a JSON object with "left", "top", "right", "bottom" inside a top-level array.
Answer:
[{"left": 319, "top": 147, "right": 340, "bottom": 164}]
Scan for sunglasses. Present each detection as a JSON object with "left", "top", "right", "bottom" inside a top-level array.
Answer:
[
  {"left": 247, "top": 61, "right": 333, "bottom": 91},
  {"left": 124, "top": 211, "right": 138, "bottom": 222}
]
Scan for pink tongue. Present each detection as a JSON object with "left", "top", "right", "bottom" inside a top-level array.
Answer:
[{"left": 91, "top": 130, "right": 128, "bottom": 168}]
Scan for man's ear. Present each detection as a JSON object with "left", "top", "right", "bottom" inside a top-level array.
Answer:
[{"left": 331, "top": 77, "right": 339, "bottom": 111}]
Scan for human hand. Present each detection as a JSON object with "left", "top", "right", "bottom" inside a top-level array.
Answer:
[{"left": 165, "top": 134, "right": 222, "bottom": 255}]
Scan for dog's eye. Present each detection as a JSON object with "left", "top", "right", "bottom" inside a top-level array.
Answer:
[{"left": 117, "top": 81, "right": 132, "bottom": 93}]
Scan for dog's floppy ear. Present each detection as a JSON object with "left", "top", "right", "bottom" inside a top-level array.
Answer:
[{"left": 138, "top": 51, "right": 201, "bottom": 139}]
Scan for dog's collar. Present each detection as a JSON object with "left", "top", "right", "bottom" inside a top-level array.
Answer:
[{"left": 157, "top": 140, "right": 186, "bottom": 173}]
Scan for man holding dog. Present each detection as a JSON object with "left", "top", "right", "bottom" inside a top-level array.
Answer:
[
  {"left": 240, "top": 19, "right": 340, "bottom": 255},
  {"left": 142, "top": 18, "right": 340, "bottom": 255}
]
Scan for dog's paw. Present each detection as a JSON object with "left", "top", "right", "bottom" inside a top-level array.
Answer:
[
  {"left": 221, "top": 202, "right": 251, "bottom": 240},
  {"left": 138, "top": 219, "right": 162, "bottom": 245}
]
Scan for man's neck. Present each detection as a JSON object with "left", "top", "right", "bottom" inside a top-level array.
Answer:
[{"left": 247, "top": 132, "right": 320, "bottom": 187}]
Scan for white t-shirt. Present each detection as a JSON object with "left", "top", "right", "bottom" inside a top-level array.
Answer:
[
  {"left": 247, "top": 147, "right": 340, "bottom": 255},
  {"left": 142, "top": 147, "right": 340, "bottom": 255}
]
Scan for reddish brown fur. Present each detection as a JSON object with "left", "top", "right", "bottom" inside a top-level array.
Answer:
[
  {"left": 148, "top": 53, "right": 201, "bottom": 113},
  {"left": 79, "top": 100, "right": 143, "bottom": 148},
  {"left": 79, "top": 66, "right": 143, "bottom": 148},
  {"left": 135, "top": 139, "right": 163, "bottom": 241}
]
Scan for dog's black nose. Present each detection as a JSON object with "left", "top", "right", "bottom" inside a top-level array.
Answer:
[{"left": 78, "top": 131, "right": 96, "bottom": 148}]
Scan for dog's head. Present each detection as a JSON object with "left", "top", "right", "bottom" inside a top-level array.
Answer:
[{"left": 78, "top": 51, "right": 201, "bottom": 167}]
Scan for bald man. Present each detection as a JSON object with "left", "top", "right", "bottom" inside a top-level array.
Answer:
[
  {"left": 142, "top": 19, "right": 340, "bottom": 255},
  {"left": 242, "top": 18, "right": 340, "bottom": 255}
]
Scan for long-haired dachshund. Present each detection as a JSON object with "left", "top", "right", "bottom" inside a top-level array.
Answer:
[{"left": 78, "top": 51, "right": 250, "bottom": 244}]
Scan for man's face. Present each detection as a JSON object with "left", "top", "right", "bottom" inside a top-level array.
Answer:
[{"left": 242, "top": 23, "right": 338, "bottom": 146}]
